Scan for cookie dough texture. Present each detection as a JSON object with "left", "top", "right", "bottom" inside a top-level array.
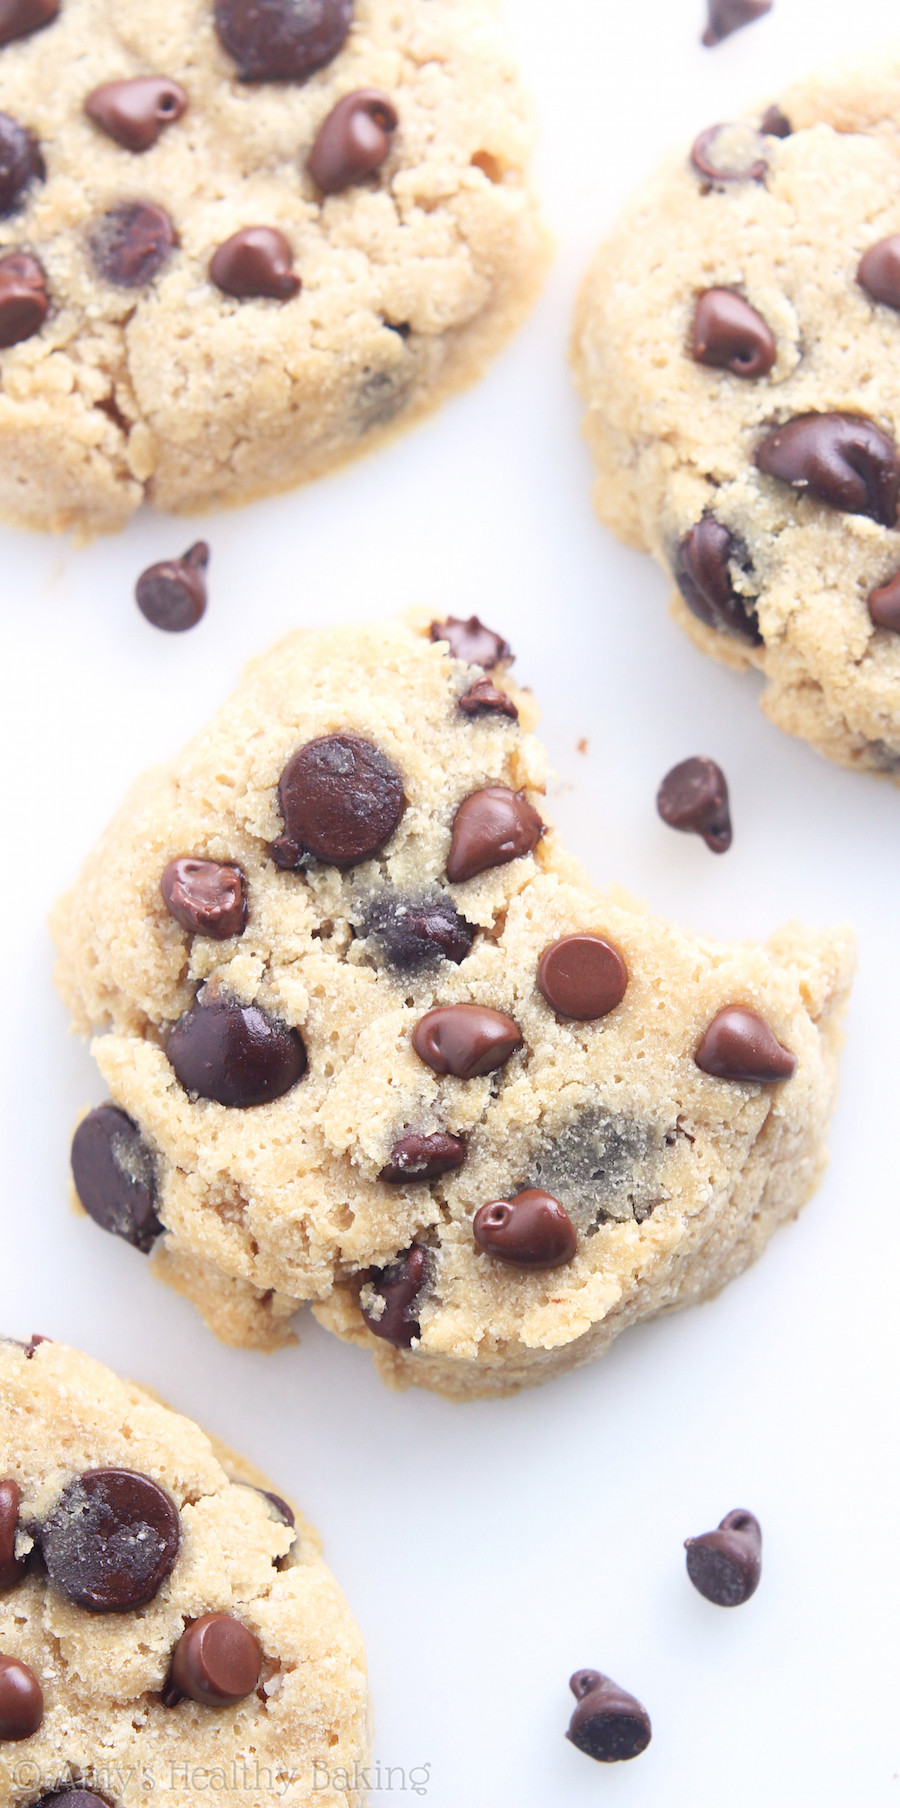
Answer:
[
  {"left": 0, "top": 1338, "right": 368, "bottom": 1806},
  {"left": 52, "top": 617, "right": 855, "bottom": 1399},
  {"left": 0, "top": 0, "right": 547, "bottom": 534},
  {"left": 572, "top": 47, "right": 900, "bottom": 776}
]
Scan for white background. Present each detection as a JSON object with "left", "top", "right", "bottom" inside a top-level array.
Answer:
[{"left": 1, "top": 0, "right": 898, "bottom": 1801}]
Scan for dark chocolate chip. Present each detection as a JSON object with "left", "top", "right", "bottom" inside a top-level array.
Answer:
[
  {"left": 135, "top": 541, "right": 209, "bottom": 631},
  {"left": 85, "top": 78, "right": 188, "bottom": 152},
  {"left": 361, "top": 1244, "right": 428, "bottom": 1348},
  {"left": 685, "top": 1508, "right": 762, "bottom": 1605},
  {"left": 41, "top": 1469, "right": 180, "bottom": 1612},
  {"left": 458, "top": 678, "right": 518, "bottom": 721},
  {"left": 379, "top": 1131, "right": 466, "bottom": 1183},
  {"left": 537, "top": 935, "right": 629, "bottom": 1021},
  {"left": 34, "top": 1796, "right": 109, "bottom": 1808},
  {"left": 0, "top": 1481, "right": 22, "bottom": 1591},
  {"left": 657, "top": 756, "right": 732, "bottom": 852},
  {"left": 0, "top": 251, "right": 48, "bottom": 347},
  {"left": 70, "top": 1104, "right": 162, "bottom": 1254},
  {"left": 473, "top": 1189, "right": 577, "bottom": 1268},
  {"left": 857, "top": 235, "right": 900, "bottom": 311},
  {"left": 702, "top": 0, "right": 771, "bottom": 45},
  {"left": 274, "top": 732, "right": 405, "bottom": 870},
  {"left": 0, "top": 0, "right": 56, "bottom": 45},
  {"left": 0, "top": 113, "right": 44, "bottom": 218},
  {"left": 210, "top": 226, "right": 300, "bottom": 299},
  {"left": 695, "top": 1006, "right": 797, "bottom": 1082},
  {"left": 89, "top": 201, "right": 177, "bottom": 287},
  {"left": 309, "top": 89, "right": 397, "bottom": 195},
  {"left": 692, "top": 288, "right": 776, "bottom": 378},
  {"left": 169, "top": 1613, "right": 261, "bottom": 1707},
  {"left": 674, "top": 516, "right": 762, "bottom": 645},
  {"left": 23, "top": 1333, "right": 49, "bottom": 1357},
  {"left": 166, "top": 991, "right": 307, "bottom": 1108},
  {"left": 760, "top": 104, "right": 792, "bottom": 138},
  {"left": 161, "top": 856, "right": 247, "bottom": 938},
  {"left": 359, "top": 892, "right": 474, "bottom": 972},
  {"left": 412, "top": 1003, "right": 522, "bottom": 1080},
  {"left": 446, "top": 786, "right": 543, "bottom": 884},
  {"left": 258, "top": 1488, "right": 295, "bottom": 1529},
  {"left": 429, "top": 615, "right": 512, "bottom": 668},
  {"left": 869, "top": 569, "right": 900, "bottom": 631},
  {"left": 755, "top": 412, "right": 900, "bottom": 526},
  {"left": 691, "top": 123, "right": 767, "bottom": 184},
  {"left": 214, "top": 0, "right": 352, "bottom": 81},
  {"left": 567, "top": 1670, "right": 651, "bottom": 1764},
  {"left": 0, "top": 1654, "right": 43, "bottom": 1741}
]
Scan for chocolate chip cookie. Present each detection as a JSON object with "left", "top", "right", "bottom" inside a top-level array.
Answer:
[
  {"left": 51, "top": 615, "right": 855, "bottom": 1398},
  {"left": 572, "top": 48, "right": 900, "bottom": 777},
  {"left": 0, "top": 1337, "right": 368, "bottom": 1802},
  {"left": 0, "top": 0, "right": 547, "bottom": 533}
]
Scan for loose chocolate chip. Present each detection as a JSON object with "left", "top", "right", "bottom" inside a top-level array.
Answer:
[
  {"left": 136, "top": 541, "right": 209, "bottom": 631},
  {"left": 695, "top": 1006, "right": 797, "bottom": 1082},
  {"left": 41, "top": 1469, "right": 180, "bottom": 1613},
  {"left": 685, "top": 1508, "right": 762, "bottom": 1605},
  {"left": 869, "top": 569, "right": 900, "bottom": 631},
  {"left": 161, "top": 856, "right": 247, "bottom": 938},
  {"left": 70, "top": 1104, "right": 162, "bottom": 1253},
  {"left": 674, "top": 516, "right": 762, "bottom": 645},
  {"left": 379, "top": 1131, "right": 466, "bottom": 1183},
  {"left": 446, "top": 786, "right": 543, "bottom": 884},
  {"left": 412, "top": 1003, "right": 522, "bottom": 1080},
  {"left": 458, "top": 678, "right": 518, "bottom": 721},
  {"left": 858, "top": 235, "right": 900, "bottom": 311},
  {"left": 361, "top": 1245, "right": 428, "bottom": 1348},
  {"left": 274, "top": 732, "right": 405, "bottom": 870},
  {"left": 760, "top": 104, "right": 792, "bottom": 138},
  {"left": 429, "top": 615, "right": 512, "bottom": 668},
  {"left": 691, "top": 123, "right": 767, "bottom": 184},
  {"left": 210, "top": 226, "right": 300, "bottom": 299},
  {"left": 89, "top": 201, "right": 176, "bottom": 287},
  {"left": 692, "top": 289, "right": 776, "bottom": 378},
  {"left": 360, "top": 892, "right": 474, "bottom": 972},
  {"left": 0, "top": 113, "right": 44, "bottom": 218},
  {"left": 309, "top": 89, "right": 397, "bottom": 195},
  {"left": 0, "top": 1482, "right": 22, "bottom": 1591},
  {"left": 702, "top": 0, "right": 771, "bottom": 45},
  {"left": 537, "top": 935, "right": 629, "bottom": 1021},
  {"left": 85, "top": 78, "right": 188, "bottom": 152},
  {"left": 214, "top": 0, "right": 352, "bottom": 81},
  {"left": 169, "top": 1613, "right": 261, "bottom": 1707},
  {"left": 0, "top": 1654, "right": 43, "bottom": 1741},
  {"left": 566, "top": 1670, "right": 652, "bottom": 1764},
  {"left": 0, "top": 0, "right": 56, "bottom": 44},
  {"left": 657, "top": 756, "right": 732, "bottom": 852},
  {"left": 755, "top": 413, "right": 900, "bottom": 526},
  {"left": 0, "top": 251, "right": 48, "bottom": 348},
  {"left": 473, "top": 1189, "right": 577, "bottom": 1268},
  {"left": 166, "top": 991, "right": 307, "bottom": 1108}
]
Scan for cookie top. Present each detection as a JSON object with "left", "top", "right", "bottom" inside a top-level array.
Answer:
[
  {"left": 0, "top": 1337, "right": 368, "bottom": 1805},
  {"left": 0, "top": 0, "right": 546, "bottom": 533},
  {"left": 572, "top": 45, "right": 900, "bottom": 777}
]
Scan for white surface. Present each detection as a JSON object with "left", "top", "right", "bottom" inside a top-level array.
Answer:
[{"left": 1, "top": 0, "right": 898, "bottom": 1802}]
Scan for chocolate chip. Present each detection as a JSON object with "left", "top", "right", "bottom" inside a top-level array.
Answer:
[
  {"left": 858, "top": 235, "right": 900, "bottom": 311},
  {"left": 566, "top": 1670, "right": 651, "bottom": 1764},
  {"left": 760, "top": 104, "right": 792, "bottom": 138},
  {"left": 89, "top": 201, "right": 176, "bottom": 287},
  {"left": 702, "top": 0, "right": 771, "bottom": 45},
  {"left": 258, "top": 1488, "right": 295, "bottom": 1529},
  {"left": 70, "top": 1104, "right": 162, "bottom": 1253},
  {"left": 359, "top": 892, "right": 474, "bottom": 972},
  {"left": 429, "top": 615, "right": 512, "bottom": 668},
  {"left": 446, "top": 786, "right": 543, "bottom": 884},
  {"left": 685, "top": 1508, "right": 762, "bottom": 1605},
  {"left": 274, "top": 733, "right": 405, "bottom": 870},
  {"left": 214, "top": 0, "right": 352, "bottom": 81},
  {"left": 210, "top": 226, "right": 300, "bottom": 299},
  {"left": 412, "top": 1003, "right": 522, "bottom": 1079},
  {"left": 657, "top": 756, "right": 732, "bottom": 852},
  {"left": 691, "top": 123, "right": 767, "bottom": 184},
  {"left": 0, "top": 113, "right": 44, "bottom": 218},
  {"left": 309, "top": 89, "right": 397, "bottom": 195},
  {"left": 166, "top": 991, "right": 307, "bottom": 1108},
  {"left": 0, "top": 0, "right": 56, "bottom": 46},
  {"left": 85, "top": 78, "right": 188, "bottom": 152},
  {"left": 0, "top": 1654, "right": 43, "bottom": 1741},
  {"left": 379, "top": 1131, "right": 466, "bottom": 1183},
  {"left": 674, "top": 517, "right": 762, "bottom": 645},
  {"left": 0, "top": 1482, "right": 23, "bottom": 1592},
  {"left": 692, "top": 289, "right": 776, "bottom": 378},
  {"left": 458, "top": 678, "right": 518, "bottom": 721},
  {"left": 361, "top": 1244, "right": 428, "bottom": 1347},
  {"left": 168, "top": 1613, "right": 261, "bottom": 1707},
  {"left": 695, "top": 1006, "right": 797, "bottom": 1082},
  {"left": 161, "top": 856, "right": 247, "bottom": 938},
  {"left": 23, "top": 1333, "right": 49, "bottom": 1357},
  {"left": 473, "top": 1189, "right": 577, "bottom": 1268},
  {"left": 537, "top": 935, "right": 629, "bottom": 1021},
  {"left": 136, "top": 541, "right": 209, "bottom": 631},
  {"left": 34, "top": 1796, "right": 109, "bottom": 1808},
  {"left": 869, "top": 569, "right": 900, "bottom": 631},
  {"left": 41, "top": 1469, "right": 180, "bottom": 1612},
  {"left": 755, "top": 413, "right": 900, "bottom": 526},
  {"left": 0, "top": 251, "right": 48, "bottom": 348}
]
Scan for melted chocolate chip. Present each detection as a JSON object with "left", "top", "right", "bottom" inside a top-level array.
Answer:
[
  {"left": 858, "top": 235, "right": 900, "bottom": 311},
  {"left": 429, "top": 615, "right": 512, "bottom": 668},
  {"left": 657, "top": 756, "right": 732, "bottom": 852},
  {"left": 537, "top": 935, "right": 628, "bottom": 1021},
  {"left": 0, "top": 1482, "right": 23, "bottom": 1591},
  {"left": 695, "top": 1006, "right": 797, "bottom": 1082},
  {"left": 70, "top": 1104, "right": 162, "bottom": 1253},
  {"left": 0, "top": 1654, "right": 43, "bottom": 1741},
  {"left": 359, "top": 891, "right": 474, "bottom": 972},
  {"left": 685, "top": 1508, "right": 762, "bottom": 1605},
  {"left": 0, "top": 113, "right": 44, "bottom": 218},
  {"left": 702, "top": 0, "right": 771, "bottom": 45},
  {"left": 89, "top": 201, "right": 176, "bottom": 287},
  {"left": 567, "top": 1670, "right": 651, "bottom": 1764},
  {"left": 169, "top": 1613, "right": 261, "bottom": 1707},
  {"left": 0, "top": 0, "right": 56, "bottom": 47},
  {"left": 166, "top": 991, "right": 307, "bottom": 1108},
  {"left": 446, "top": 786, "right": 543, "bottom": 884},
  {"left": 755, "top": 413, "right": 900, "bottom": 526},
  {"left": 674, "top": 517, "right": 762, "bottom": 645},
  {"left": 760, "top": 104, "right": 792, "bottom": 138},
  {"left": 85, "top": 78, "right": 188, "bottom": 152},
  {"left": 473, "top": 1189, "right": 577, "bottom": 1268},
  {"left": 161, "top": 856, "right": 247, "bottom": 938},
  {"left": 309, "top": 89, "right": 397, "bottom": 195},
  {"left": 412, "top": 1003, "right": 522, "bottom": 1079},
  {"left": 869, "top": 569, "right": 900, "bottom": 631},
  {"left": 214, "top": 0, "right": 352, "bottom": 81},
  {"left": 361, "top": 1244, "right": 428, "bottom": 1347},
  {"left": 136, "top": 541, "right": 209, "bottom": 631},
  {"left": 379, "top": 1131, "right": 466, "bottom": 1183},
  {"left": 273, "top": 733, "right": 405, "bottom": 869},
  {"left": 691, "top": 123, "right": 767, "bottom": 184},
  {"left": 41, "top": 1469, "right": 180, "bottom": 1612},
  {"left": 210, "top": 226, "right": 300, "bottom": 299},
  {"left": 692, "top": 289, "right": 776, "bottom": 378},
  {"left": 457, "top": 678, "right": 519, "bottom": 721},
  {"left": 0, "top": 251, "right": 48, "bottom": 347}
]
